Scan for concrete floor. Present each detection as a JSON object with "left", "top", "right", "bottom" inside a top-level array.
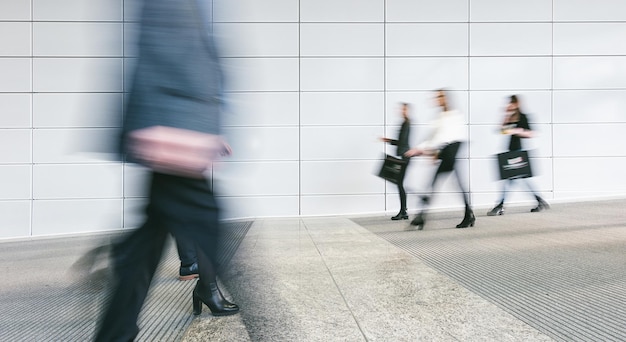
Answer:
[
  {"left": 185, "top": 199, "right": 626, "bottom": 342},
  {"left": 1, "top": 199, "right": 625, "bottom": 341}
]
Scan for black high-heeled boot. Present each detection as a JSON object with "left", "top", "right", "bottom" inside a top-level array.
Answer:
[
  {"left": 456, "top": 208, "right": 475, "bottom": 228},
  {"left": 487, "top": 203, "right": 504, "bottom": 216},
  {"left": 391, "top": 209, "right": 408, "bottom": 220},
  {"left": 192, "top": 282, "right": 239, "bottom": 316},
  {"left": 410, "top": 212, "right": 425, "bottom": 230},
  {"left": 531, "top": 197, "right": 550, "bottom": 212}
]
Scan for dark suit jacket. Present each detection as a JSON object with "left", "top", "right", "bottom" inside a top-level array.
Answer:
[
  {"left": 121, "top": 0, "right": 223, "bottom": 156},
  {"left": 390, "top": 119, "right": 411, "bottom": 157}
]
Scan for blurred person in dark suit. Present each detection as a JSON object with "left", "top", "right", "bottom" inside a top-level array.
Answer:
[
  {"left": 94, "top": 0, "right": 239, "bottom": 340},
  {"left": 381, "top": 103, "right": 412, "bottom": 220},
  {"left": 487, "top": 95, "right": 549, "bottom": 216},
  {"left": 405, "top": 89, "right": 475, "bottom": 230}
]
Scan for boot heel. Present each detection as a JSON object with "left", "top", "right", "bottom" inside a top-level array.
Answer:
[
  {"left": 192, "top": 292, "right": 202, "bottom": 315},
  {"left": 391, "top": 211, "right": 408, "bottom": 220},
  {"left": 193, "top": 282, "right": 239, "bottom": 316},
  {"left": 487, "top": 205, "right": 504, "bottom": 216},
  {"left": 410, "top": 213, "right": 425, "bottom": 230},
  {"left": 456, "top": 211, "right": 475, "bottom": 228}
]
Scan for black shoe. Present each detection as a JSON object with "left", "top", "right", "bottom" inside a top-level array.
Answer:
[
  {"left": 193, "top": 282, "right": 239, "bottom": 316},
  {"left": 410, "top": 213, "right": 425, "bottom": 230},
  {"left": 487, "top": 204, "right": 504, "bottom": 216},
  {"left": 456, "top": 210, "right": 475, "bottom": 228},
  {"left": 391, "top": 211, "right": 408, "bottom": 220},
  {"left": 531, "top": 198, "right": 550, "bottom": 212},
  {"left": 179, "top": 262, "right": 199, "bottom": 281}
]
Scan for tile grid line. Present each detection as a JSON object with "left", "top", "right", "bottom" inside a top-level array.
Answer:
[
  {"left": 383, "top": 0, "right": 388, "bottom": 214},
  {"left": 14, "top": 20, "right": 626, "bottom": 24},
  {"left": 298, "top": 0, "right": 302, "bottom": 216},
  {"left": 301, "top": 218, "right": 370, "bottom": 342},
  {"left": 29, "top": 0, "right": 34, "bottom": 236},
  {"left": 467, "top": 0, "right": 472, "bottom": 205},
  {"left": 121, "top": 0, "right": 126, "bottom": 230},
  {"left": 551, "top": 0, "right": 556, "bottom": 201}
]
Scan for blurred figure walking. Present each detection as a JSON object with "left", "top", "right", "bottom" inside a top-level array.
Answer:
[
  {"left": 487, "top": 95, "right": 549, "bottom": 216},
  {"left": 94, "top": 0, "right": 239, "bottom": 341},
  {"left": 381, "top": 103, "right": 412, "bottom": 220},
  {"left": 405, "top": 89, "right": 475, "bottom": 230}
]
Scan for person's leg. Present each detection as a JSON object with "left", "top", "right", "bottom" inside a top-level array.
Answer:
[
  {"left": 521, "top": 178, "right": 550, "bottom": 212},
  {"left": 453, "top": 167, "right": 471, "bottom": 208},
  {"left": 488, "top": 179, "right": 512, "bottom": 216},
  {"left": 189, "top": 193, "right": 238, "bottom": 315},
  {"left": 169, "top": 208, "right": 221, "bottom": 285},
  {"left": 422, "top": 162, "right": 446, "bottom": 205},
  {"left": 500, "top": 179, "right": 512, "bottom": 205},
  {"left": 95, "top": 183, "right": 169, "bottom": 341},
  {"left": 392, "top": 158, "right": 410, "bottom": 220},
  {"left": 454, "top": 167, "right": 475, "bottom": 228},
  {"left": 161, "top": 174, "right": 238, "bottom": 316},
  {"left": 188, "top": 207, "right": 238, "bottom": 316},
  {"left": 176, "top": 236, "right": 197, "bottom": 267},
  {"left": 175, "top": 235, "right": 199, "bottom": 280},
  {"left": 411, "top": 161, "right": 449, "bottom": 229},
  {"left": 433, "top": 141, "right": 474, "bottom": 228},
  {"left": 442, "top": 142, "right": 474, "bottom": 228}
]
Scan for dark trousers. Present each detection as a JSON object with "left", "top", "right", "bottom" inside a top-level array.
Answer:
[
  {"left": 397, "top": 157, "right": 410, "bottom": 211},
  {"left": 422, "top": 142, "right": 470, "bottom": 209},
  {"left": 95, "top": 172, "right": 221, "bottom": 342},
  {"left": 176, "top": 235, "right": 198, "bottom": 267}
]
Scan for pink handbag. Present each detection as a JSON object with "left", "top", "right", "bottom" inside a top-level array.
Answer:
[{"left": 127, "top": 126, "right": 228, "bottom": 178}]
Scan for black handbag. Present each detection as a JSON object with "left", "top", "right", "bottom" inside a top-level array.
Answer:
[
  {"left": 377, "top": 154, "right": 407, "bottom": 184},
  {"left": 497, "top": 150, "right": 533, "bottom": 180}
]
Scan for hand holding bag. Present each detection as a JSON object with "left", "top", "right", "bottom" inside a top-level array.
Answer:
[
  {"left": 127, "top": 125, "right": 230, "bottom": 179},
  {"left": 497, "top": 150, "right": 533, "bottom": 180},
  {"left": 377, "top": 154, "right": 407, "bottom": 184}
]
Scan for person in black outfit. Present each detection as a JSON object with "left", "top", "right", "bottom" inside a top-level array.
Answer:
[
  {"left": 381, "top": 103, "right": 412, "bottom": 220},
  {"left": 487, "top": 95, "right": 549, "bottom": 215},
  {"left": 404, "top": 89, "right": 475, "bottom": 229},
  {"left": 94, "top": 1, "right": 239, "bottom": 341}
]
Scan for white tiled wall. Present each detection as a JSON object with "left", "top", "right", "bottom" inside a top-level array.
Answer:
[
  {"left": 0, "top": 0, "right": 127, "bottom": 239},
  {"left": 1, "top": 1, "right": 625, "bottom": 238},
  {"left": 470, "top": 0, "right": 552, "bottom": 22}
]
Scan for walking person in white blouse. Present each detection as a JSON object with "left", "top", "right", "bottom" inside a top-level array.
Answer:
[{"left": 404, "top": 89, "right": 475, "bottom": 230}]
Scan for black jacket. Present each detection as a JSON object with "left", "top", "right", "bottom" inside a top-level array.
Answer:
[
  {"left": 390, "top": 119, "right": 411, "bottom": 157},
  {"left": 508, "top": 112, "right": 530, "bottom": 151}
]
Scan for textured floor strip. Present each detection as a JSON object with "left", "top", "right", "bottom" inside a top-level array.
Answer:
[
  {"left": 353, "top": 200, "right": 626, "bottom": 342},
  {"left": 0, "top": 221, "right": 252, "bottom": 342}
]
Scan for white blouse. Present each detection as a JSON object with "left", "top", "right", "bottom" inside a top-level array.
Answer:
[{"left": 417, "top": 109, "right": 467, "bottom": 151}]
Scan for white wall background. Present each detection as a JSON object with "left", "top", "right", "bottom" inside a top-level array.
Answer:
[{"left": 1, "top": 0, "right": 625, "bottom": 239}]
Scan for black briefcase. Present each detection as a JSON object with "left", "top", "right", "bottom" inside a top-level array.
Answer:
[
  {"left": 497, "top": 150, "right": 533, "bottom": 180},
  {"left": 377, "top": 154, "right": 407, "bottom": 184}
]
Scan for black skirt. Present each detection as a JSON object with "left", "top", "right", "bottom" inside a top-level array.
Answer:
[{"left": 437, "top": 141, "right": 461, "bottom": 172}]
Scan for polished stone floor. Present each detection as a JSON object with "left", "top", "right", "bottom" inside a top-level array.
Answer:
[
  {"left": 185, "top": 199, "right": 626, "bottom": 342},
  {"left": 1, "top": 199, "right": 625, "bottom": 341}
]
